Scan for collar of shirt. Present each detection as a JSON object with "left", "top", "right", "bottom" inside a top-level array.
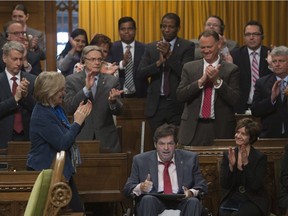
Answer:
[
  {"left": 248, "top": 47, "right": 261, "bottom": 56},
  {"left": 5, "top": 70, "right": 21, "bottom": 85},
  {"left": 162, "top": 37, "right": 177, "bottom": 51},
  {"left": 121, "top": 41, "right": 136, "bottom": 53},
  {"left": 276, "top": 75, "right": 288, "bottom": 82},
  {"left": 203, "top": 55, "right": 221, "bottom": 69},
  {"left": 157, "top": 153, "right": 175, "bottom": 164}
]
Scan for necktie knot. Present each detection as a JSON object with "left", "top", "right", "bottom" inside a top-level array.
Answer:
[
  {"left": 252, "top": 51, "right": 258, "bottom": 57},
  {"left": 161, "top": 161, "right": 172, "bottom": 168},
  {"left": 126, "top": 44, "right": 131, "bottom": 49},
  {"left": 11, "top": 76, "right": 17, "bottom": 82}
]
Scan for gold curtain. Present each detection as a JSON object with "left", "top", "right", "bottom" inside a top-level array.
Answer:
[{"left": 79, "top": 0, "right": 288, "bottom": 47}]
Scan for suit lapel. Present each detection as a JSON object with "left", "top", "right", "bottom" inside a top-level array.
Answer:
[
  {"left": 175, "top": 150, "right": 184, "bottom": 192},
  {"left": 0, "top": 72, "right": 13, "bottom": 97},
  {"left": 149, "top": 152, "right": 159, "bottom": 192}
]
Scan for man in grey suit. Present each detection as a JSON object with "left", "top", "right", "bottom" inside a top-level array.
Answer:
[
  {"left": 64, "top": 46, "right": 123, "bottom": 153},
  {"left": 137, "top": 13, "right": 195, "bottom": 135},
  {"left": 123, "top": 124, "right": 207, "bottom": 216},
  {"left": 177, "top": 30, "right": 240, "bottom": 146},
  {"left": 191, "top": 15, "right": 238, "bottom": 60}
]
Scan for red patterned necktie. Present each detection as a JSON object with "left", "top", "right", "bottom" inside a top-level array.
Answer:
[
  {"left": 251, "top": 52, "right": 259, "bottom": 90},
  {"left": 201, "top": 80, "right": 213, "bottom": 119},
  {"left": 162, "top": 161, "right": 172, "bottom": 194},
  {"left": 11, "top": 77, "right": 23, "bottom": 133}
]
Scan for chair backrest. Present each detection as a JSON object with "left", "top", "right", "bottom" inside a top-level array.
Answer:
[{"left": 24, "top": 151, "right": 72, "bottom": 216}]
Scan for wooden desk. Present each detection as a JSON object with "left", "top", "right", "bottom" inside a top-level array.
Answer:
[
  {"left": 0, "top": 171, "right": 40, "bottom": 215},
  {"left": 184, "top": 145, "right": 285, "bottom": 216}
]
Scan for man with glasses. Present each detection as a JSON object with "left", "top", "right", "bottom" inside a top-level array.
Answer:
[
  {"left": 64, "top": 45, "right": 124, "bottom": 153},
  {"left": 192, "top": 15, "right": 238, "bottom": 60},
  {"left": 230, "top": 20, "right": 272, "bottom": 114},
  {"left": 137, "top": 13, "right": 194, "bottom": 136},
  {"left": 0, "top": 20, "right": 45, "bottom": 76},
  {"left": 108, "top": 17, "right": 146, "bottom": 98},
  {"left": 251, "top": 46, "right": 288, "bottom": 138}
]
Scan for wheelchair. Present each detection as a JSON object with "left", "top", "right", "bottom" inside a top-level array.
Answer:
[{"left": 123, "top": 191, "right": 212, "bottom": 216}]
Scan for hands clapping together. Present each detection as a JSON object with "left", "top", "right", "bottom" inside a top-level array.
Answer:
[{"left": 73, "top": 100, "right": 92, "bottom": 126}]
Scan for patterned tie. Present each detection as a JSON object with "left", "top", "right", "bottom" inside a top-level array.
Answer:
[
  {"left": 162, "top": 161, "right": 172, "bottom": 194},
  {"left": 11, "top": 77, "right": 23, "bottom": 133},
  {"left": 124, "top": 45, "right": 135, "bottom": 91},
  {"left": 91, "top": 77, "right": 97, "bottom": 98},
  {"left": 201, "top": 80, "right": 213, "bottom": 119},
  {"left": 251, "top": 52, "right": 259, "bottom": 90}
]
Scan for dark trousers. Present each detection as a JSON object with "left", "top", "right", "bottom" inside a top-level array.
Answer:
[
  {"left": 136, "top": 195, "right": 202, "bottom": 216},
  {"left": 148, "top": 97, "right": 182, "bottom": 136}
]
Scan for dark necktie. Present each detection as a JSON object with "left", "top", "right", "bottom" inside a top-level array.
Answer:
[
  {"left": 163, "top": 43, "right": 171, "bottom": 96},
  {"left": 125, "top": 45, "right": 134, "bottom": 91},
  {"left": 161, "top": 161, "right": 172, "bottom": 194},
  {"left": 11, "top": 77, "right": 23, "bottom": 133},
  {"left": 201, "top": 80, "right": 213, "bottom": 119}
]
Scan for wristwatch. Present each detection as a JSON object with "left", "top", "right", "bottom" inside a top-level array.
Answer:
[{"left": 215, "top": 78, "right": 222, "bottom": 85}]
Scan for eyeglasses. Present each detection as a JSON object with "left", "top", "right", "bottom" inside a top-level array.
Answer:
[
  {"left": 205, "top": 23, "right": 221, "bottom": 28},
  {"left": 244, "top": 32, "right": 262, "bottom": 37},
  {"left": 7, "top": 31, "right": 27, "bottom": 36},
  {"left": 85, "top": 58, "right": 103, "bottom": 63}
]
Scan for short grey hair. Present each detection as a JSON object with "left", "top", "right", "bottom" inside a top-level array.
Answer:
[
  {"left": 270, "top": 46, "right": 288, "bottom": 56},
  {"left": 2, "top": 41, "right": 25, "bottom": 56},
  {"left": 80, "top": 45, "right": 103, "bottom": 64}
]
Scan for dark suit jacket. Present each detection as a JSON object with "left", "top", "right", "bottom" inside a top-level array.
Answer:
[
  {"left": 250, "top": 74, "right": 288, "bottom": 138},
  {"left": 123, "top": 149, "right": 207, "bottom": 197},
  {"left": 220, "top": 146, "right": 269, "bottom": 216},
  {"left": 27, "top": 103, "right": 79, "bottom": 181},
  {"left": 108, "top": 40, "right": 147, "bottom": 97},
  {"left": 137, "top": 37, "right": 195, "bottom": 117},
  {"left": 230, "top": 45, "right": 272, "bottom": 114},
  {"left": 64, "top": 71, "right": 123, "bottom": 152},
  {"left": 176, "top": 60, "right": 240, "bottom": 146},
  {"left": 0, "top": 71, "right": 36, "bottom": 148}
]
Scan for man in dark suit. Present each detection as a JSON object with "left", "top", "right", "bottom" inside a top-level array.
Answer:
[
  {"left": 107, "top": 17, "right": 146, "bottom": 98},
  {"left": 177, "top": 30, "right": 240, "bottom": 146},
  {"left": 0, "top": 41, "right": 36, "bottom": 148},
  {"left": 230, "top": 20, "right": 272, "bottom": 114},
  {"left": 251, "top": 46, "right": 288, "bottom": 138},
  {"left": 64, "top": 45, "right": 124, "bottom": 153},
  {"left": 123, "top": 124, "right": 207, "bottom": 216},
  {"left": 137, "top": 13, "right": 195, "bottom": 135}
]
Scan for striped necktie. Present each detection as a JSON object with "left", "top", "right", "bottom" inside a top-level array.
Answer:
[{"left": 251, "top": 52, "right": 259, "bottom": 90}]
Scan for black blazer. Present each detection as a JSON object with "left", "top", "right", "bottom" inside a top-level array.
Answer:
[
  {"left": 0, "top": 71, "right": 36, "bottom": 147},
  {"left": 231, "top": 45, "right": 272, "bottom": 114},
  {"left": 108, "top": 40, "right": 147, "bottom": 97},
  {"left": 137, "top": 37, "right": 195, "bottom": 117},
  {"left": 251, "top": 73, "right": 288, "bottom": 138},
  {"left": 220, "top": 146, "right": 269, "bottom": 216}
]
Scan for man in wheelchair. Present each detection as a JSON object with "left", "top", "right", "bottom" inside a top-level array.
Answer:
[{"left": 123, "top": 124, "right": 208, "bottom": 216}]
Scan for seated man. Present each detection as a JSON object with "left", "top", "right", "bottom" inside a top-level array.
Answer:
[{"left": 123, "top": 124, "right": 207, "bottom": 216}]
